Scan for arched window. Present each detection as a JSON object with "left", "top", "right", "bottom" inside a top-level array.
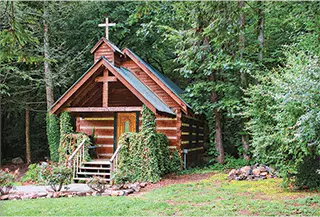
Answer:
[{"left": 124, "top": 120, "right": 130, "bottom": 132}]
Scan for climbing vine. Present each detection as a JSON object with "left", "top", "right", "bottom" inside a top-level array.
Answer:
[
  {"left": 58, "top": 133, "right": 91, "bottom": 163},
  {"left": 58, "top": 112, "right": 91, "bottom": 163},
  {"left": 59, "top": 112, "right": 73, "bottom": 140},
  {"left": 46, "top": 113, "right": 60, "bottom": 162},
  {"left": 114, "top": 105, "right": 182, "bottom": 184}
]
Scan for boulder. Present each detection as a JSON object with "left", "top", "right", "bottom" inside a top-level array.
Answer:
[
  {"left": 240, "top": 166, "right": 251, "bottom": 175},
  {"left": 252, "top": 168, "right": 261, "bottom": 176},
  {"left": 37, "top": 192, "right": 48, "bottom": 198},
  {"left": 0, "top": 195, "right": 9, "bottom": 200},
  {"left": 228, "top": 169, "right": 237, "bottom": 179},
  {"left": 12, "top": 157, "right": 24, "bottom": 164},
  {"left": 260, "top": 172, "right": 268, "bottom": 176},
  {"left": 111, "top": 191, "right": 119, "bottom": 196},
  {"left": 140, "top": 182, "right": 147, "bottom": 188},
  {"left": 102, "top": 190, "right": 112, "bottom": 196}
]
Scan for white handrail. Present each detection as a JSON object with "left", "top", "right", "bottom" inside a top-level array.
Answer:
[
  {"left": 67, "top": 139, "right": 86, "bottom": 167},
  {"left": 110, "top": 144, "right": 122, "bottom": 163}
]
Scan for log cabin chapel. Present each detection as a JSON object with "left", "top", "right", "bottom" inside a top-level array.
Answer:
[{"left": 49, "top": 18, "right": 205, "bottom": 181}]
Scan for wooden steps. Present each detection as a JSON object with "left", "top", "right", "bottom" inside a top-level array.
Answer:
[{"left": 73, "top": 160, "right": 112, "bottom": 183}]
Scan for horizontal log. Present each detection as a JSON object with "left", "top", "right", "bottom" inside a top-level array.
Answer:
[{"left": 64, "top": 107, "right": 142, "bottom": 112}]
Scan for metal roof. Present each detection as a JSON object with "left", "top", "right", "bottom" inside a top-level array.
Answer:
[
  {"left": 106, "top": 39, "right": 123, "bottom": 55},
  {"left": 104, "top": 57, "right": 175, "bottom": 115},
  {"left": 126, "top": 48, "right": 191, "bottom": 108}
]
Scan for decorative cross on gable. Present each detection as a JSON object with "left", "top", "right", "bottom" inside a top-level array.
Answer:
[
  {"left": 98, "top": 18, "right": 116, "bottom": 40},
  {"left": 95, "top": 69, "right": 117, "bottom": 107}
]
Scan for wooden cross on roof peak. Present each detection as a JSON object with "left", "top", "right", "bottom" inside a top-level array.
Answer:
[{"left": 98, "top": 18, "right": 116, "bottom": 40}]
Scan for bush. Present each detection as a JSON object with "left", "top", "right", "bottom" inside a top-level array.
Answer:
[
  {"left": 59, "top": 133, "right": 91, "bottom": 163},
  {"left": 20, "top": 163, "right": 41, "bottom": 183},
  {"left": 295, "top": 156, "right": 320, "bottom": 189},
  {"left": 0, "top": 168, "right": 19, "bottom": 195},
  {"left": 46, "top": 113, "right": 60, "bottom": 162},
  {"left": 39, "top": 163, "right": 72, "bottom": 192},
  {"left": 114, "top": 105, "right": 182, "bottom": 184},
  {"left": 210, "top": 155, "right": 251, "bottom": 171},
  {"left": 87, "top": 176, "right": 108, "bottom": 194},
  {"left": 245, "top": 50, "right": 320, "bottom": 185}
]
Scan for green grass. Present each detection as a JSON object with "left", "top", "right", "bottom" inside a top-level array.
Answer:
[{"left": 1, "top": 173, "right": 319, "bottom": 216}]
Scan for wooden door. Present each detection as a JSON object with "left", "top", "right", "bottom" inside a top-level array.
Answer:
[{"left": 117, "top": 113, "right": 137, "bottom": 145}]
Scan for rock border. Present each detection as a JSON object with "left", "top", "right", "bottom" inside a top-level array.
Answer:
[{"left": 0, "top": 182, "right": 147, "bottom": 201}]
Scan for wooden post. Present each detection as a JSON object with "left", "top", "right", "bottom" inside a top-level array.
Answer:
[
  {"left": 25, "top": 104, "right": 31, "bottom": 165},
  {"left": 102, "top": 71, "right": 108, "bottom": 107}
]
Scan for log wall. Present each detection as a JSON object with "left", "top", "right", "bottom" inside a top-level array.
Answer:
[
  {"left": 180, "top": 114, "right": 206, "bottom": 167},
  {"left": 94, "top": 43, "right": 114, "bottom": 63},
  {"left": 76, "top": 114, "right": 115, "bottom": 159}
]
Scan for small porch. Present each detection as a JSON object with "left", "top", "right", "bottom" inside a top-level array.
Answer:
[{"left": 66, "top": 107, "right": 141, "bottom": 182}]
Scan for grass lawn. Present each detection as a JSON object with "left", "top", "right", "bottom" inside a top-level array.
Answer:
[{"left": 1, "top": 173, "right": 319, "bottom": 216}]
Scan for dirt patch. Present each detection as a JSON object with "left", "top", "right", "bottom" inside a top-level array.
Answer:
[
  {"left": 238, "top": 210, "right": 252, "bottom": 215},
  {"left": 132, "top": 172, "right": 215, "bottom": 196},
  {"left": 1, "top": 163, "right": 28, "bottom": 181}
]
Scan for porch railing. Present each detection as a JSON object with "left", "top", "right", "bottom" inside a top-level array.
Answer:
[
  {"left": 67, "top": 138, "right": 86, "bottom": 180},
  {"left": 110, "top": 144, "right": 122, "bottom": 175}
]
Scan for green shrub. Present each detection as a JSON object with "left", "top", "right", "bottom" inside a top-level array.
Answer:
[
  {"left": 59, "top": 112, "right": 73, "bottom": 138},
  {"left": 20, "top": 163, "right": 41, "bottom": 183},
  {"left": 210, "top": 155, "right": 251, "bottom": 171},
  {"left": 170, "top": 149, "right": 183, "bottom": 173},
  {"left": 87, "top": 176, "right": 108, "bottom": 194},
  {"left": 114, "top": 105, "right": 181, "bottom": 184},
  {"left": 0, "top": 169, "right": 19, "bottom": 195},
  {"left": 295, "top": 156, "right": 320, "bottom": 189},
  {"left": 59, "top": 133, "right": 91, "bottom": 163},
  {"left": 245, "top": 50, "right": 320, "bottom": 185},
  {"left": 39, "top": 163, "right": 72, "bottom": 192},
  {"left": 46, "top": 113, "right": 60, "bottom": 162}
]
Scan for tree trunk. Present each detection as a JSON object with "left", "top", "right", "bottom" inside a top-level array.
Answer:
[
  {"left": 238, "top": 0, "right": 250, "bottom": 161},
  {"left": 25, "top": 104, "right": 31, "bottom": 164},
  {"left": 257, "top": 1, "right": 264, "bottom": 62},
  {"left": 43, "top": 2, "right": 54, "bottom": 109},
  {"left": 209, "top": 74, "right": 224, "bottom": 164}
]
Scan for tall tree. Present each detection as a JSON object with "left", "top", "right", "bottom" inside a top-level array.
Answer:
[{"left": 43, "top": 2, "right": 54, "bottom": 109}]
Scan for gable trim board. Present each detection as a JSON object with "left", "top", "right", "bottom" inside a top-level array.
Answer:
[
  {"left": 123, "top": 48, "right": 189, "bottom": 114},
  {"left": 90, "top": 37, "right": 124, "bottom": 55},
  {"left": 50, "top": 57, "right": 174, "bottom": 116}
]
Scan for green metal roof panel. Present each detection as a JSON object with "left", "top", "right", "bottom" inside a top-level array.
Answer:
[
  {"left": 104, "top": 58, "right": 175, "bottom": 115},
  {"left": 126, "top": 48, "right": 191, "bottom": 108}
]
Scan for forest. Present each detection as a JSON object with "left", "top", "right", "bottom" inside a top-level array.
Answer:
[{"left": 1, "top": 1, "right": 320, "bottom": 188}]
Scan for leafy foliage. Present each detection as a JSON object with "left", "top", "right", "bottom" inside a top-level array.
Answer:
[
  {"left": 20, "top": 163, "right": 41, "bottom": 183},
  {"left": 245, "top": 50, "right": 320, "bottom": 187},
  {"left": 87, "top": 176, "right": 109, "bottom": 194},
  {"left": 46, "top": 113, "right": 60, "bottom": 162},
  {"left": 59, "top": 112, "right": 73, "bottom": 140},
  {"left": 114, "top": 105, "right": 181, "bottom": 183},
  {"left": 39, "top": 163, "right": 72, "bottom": 192},
  {"left": 58, "top": 133, "right": 91, "bottom": 163},
  {"left": 295, "top": 156, "right": 320, "bottom": 190},
  {"left": 0, "top": 168, "right": 19, "bottom": 195}
]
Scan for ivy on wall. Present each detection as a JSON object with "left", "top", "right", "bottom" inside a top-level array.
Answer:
[
  {"left": 58, "top": 112, "right": 91, "bottom": 163},
  {"left": 59, "top": 133, "right": 91, "bottom": 163},
  {"left": 114, "top": 105, "right": 182, "bottom": 183},
  {"left": 46, "top": 113, "right": 60, "bottom": 162}
]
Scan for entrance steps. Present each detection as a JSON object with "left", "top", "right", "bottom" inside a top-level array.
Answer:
[{"left": 73, "top": 160, "right": 111, "bottom": 183}]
